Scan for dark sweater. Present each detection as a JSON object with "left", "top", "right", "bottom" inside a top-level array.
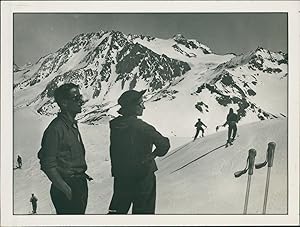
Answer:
[{"left": 109, "top": 115, "right": 170, "bottom": 178}]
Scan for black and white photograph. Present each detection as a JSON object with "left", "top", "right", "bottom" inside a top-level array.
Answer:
[{"left": 1, "top": 1, "right": 299, "bottom": 226}]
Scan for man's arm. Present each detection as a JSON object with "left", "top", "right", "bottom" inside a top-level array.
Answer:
[
  {"left": 223, "top": 114, "right": 229, "bottom": 127},
  {"left": 145, "top": 124, "right": 170, "bottom": 158},
  {"left": 38, "top": 126, "right": 72, "bottom": 200},
  {"left": 44, "top": 169, "right": 72, "bottom": 200}
]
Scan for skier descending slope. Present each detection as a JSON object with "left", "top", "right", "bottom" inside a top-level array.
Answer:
[
  {"left": 193, "top": 118, "right": 207, "bottom": 141},
  {"left": 223, "top": 108, "right": 239, "bottom": 147}
]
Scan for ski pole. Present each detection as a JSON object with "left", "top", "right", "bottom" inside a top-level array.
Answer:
[
  {"left": 234, "top": 148, "right": 256, "bottom": 214},
  {"left": 255, "top": 142, "right": 276, "bottom": 214},
  {"left": 216, "top": 124, "right": 224, "bottom": 132}
]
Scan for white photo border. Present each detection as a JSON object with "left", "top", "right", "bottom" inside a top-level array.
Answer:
[{"left": 1, "top": 1, "right": 299, "bottom": 226}]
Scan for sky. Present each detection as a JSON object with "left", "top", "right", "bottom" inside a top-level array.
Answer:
[{"left": 13, "top": 13, "right": 287, "bottom": 66}]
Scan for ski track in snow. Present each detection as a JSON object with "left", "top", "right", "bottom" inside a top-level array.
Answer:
[{"left": 13, "top": 107, "right": 287, "bottom": 214}]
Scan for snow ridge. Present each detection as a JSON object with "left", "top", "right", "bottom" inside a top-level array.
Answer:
[{"left": 13, "top": 29, "right": 287, "bottom": 137}]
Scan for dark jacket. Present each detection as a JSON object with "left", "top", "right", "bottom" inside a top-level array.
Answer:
[
  {"left": 109, "top": 115, "right": 170, "bottom": 178},
  {"left": 224, "top": 112, "right": 239, "bottom": 127},
  {"left": 38, "top": 113, "right": 87, "bottom": 178},
  {"left": 195, "top": 120, "right": 206, "bottom": 129},
  {"left": 226, "top": 112, "right": 238, "bottom": 123},
  {"left": 30, "top": 196, "right": 38, "bottom": 204}
]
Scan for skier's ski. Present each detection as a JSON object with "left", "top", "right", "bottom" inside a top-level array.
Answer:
[
  {"left": 225, "top": 141, "right": 233, "bottom": 148},
  {"left": 225, "top": 137, "right": 237, "bottom": 148},
  {"left": 162, "top": 140, "right": 194, "bottom": 160},
  {"left": 171, "top": 143, "right": 226, "bottom": 173}
]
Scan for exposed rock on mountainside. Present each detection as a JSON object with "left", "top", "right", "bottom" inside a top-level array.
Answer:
[{"left": 13, "top": 30, "right": 287, "bottom": 131}]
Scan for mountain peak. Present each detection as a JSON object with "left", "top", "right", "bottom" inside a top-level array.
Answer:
[
  {"left": 254, "top": 46, "right": 273, "bottom": 55},
  {"left": 128, "top": 33, "right": 156, "bottom": 42},
  {"left": 173, "top": 33, "right": 186, "bottom": 41},
  {"left": 13, "top": 63, "right": 20, "bottom": 72},
  {"left": 255, "top": 46, "right": 264, "bottom": 51},
  {"left": 172, "top": 34, "right": 212, "bottom": 54},
  {"left": 23, "top": 62, "right": 32, "bottom": 67},
  {"left": 13, "top": 29, "right": 286, "bottom": 129},
  {"left": 109, "top": 30, "right": 123, "bottom": 35}
]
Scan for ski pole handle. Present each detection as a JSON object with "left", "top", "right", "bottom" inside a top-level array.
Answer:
[
  {"left": 234, "top": 156, "right": 249, "bottom": 178},
  {"left": 234, "top": 149, "right": 256, "bottom": 178},
  {"left": 248, "top": 149, "right": 256, "bottom": 175},
  {"left": 234, "top": 168, "right": 248, "bottom": 178},
  {"left": 255, "top": 161, "right": 267, "bottom": 169},
  {"left": 255, "top": 142, "right": 276, "bottom": 169},
  {"left": 266, "top": 142, "right": 276, "bottom": 167}
]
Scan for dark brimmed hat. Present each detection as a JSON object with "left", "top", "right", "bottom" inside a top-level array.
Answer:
[{"left": 118, "top": 90, "right": 146, "bottom": 107}]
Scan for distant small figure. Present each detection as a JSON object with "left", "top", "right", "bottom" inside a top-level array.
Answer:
[
  {"left": 193, "top": 118, "right": 207, "bottom": 141},
  {"left": 30, "top": 193, "right": 38, "bottom": 214},
  {"left": 223, "top": 108, "right": 239, "bottom": 145},
  {"left": 17, "top": 155, "right": 22, "bottom": 169}
]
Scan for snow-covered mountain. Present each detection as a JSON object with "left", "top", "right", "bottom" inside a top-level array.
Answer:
[
  {"left": 14, "top": 61, "right": 34, "bottom": 84},
  {"left": 13, "top": 62, "right": 20, "bottom": 72},
  {"left": 13, "top": 29, "right": 287, "bottom": 136},
  {"left": 12, "top": 29, "right": 288, "bottom": 217}
]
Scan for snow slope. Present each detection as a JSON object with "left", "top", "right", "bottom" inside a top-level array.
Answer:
[
  {"left": 156, "top": 118, "right": 287, "bottom": 214},
  {"left": 13, "top": 107, "right": 287, "bottom": 215}
]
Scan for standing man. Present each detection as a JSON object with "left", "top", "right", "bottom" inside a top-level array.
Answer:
[
  {"left": 38, "top": 83, "right": 90, "bottom": 214},
  {"left": 30, "top": 193, "right": 38, "bottom": 214},
  {"left": 193, "top": 118, "right": 207, "bottom": 141},
  {"left": 17, "top": 155, "right": 22, "bottom": 168},
  {"left": 108, "top": 90, "right": 170, "bottom": 214},
  {"left": 223, "top": 108, "right": 239, "bottom": 146}
]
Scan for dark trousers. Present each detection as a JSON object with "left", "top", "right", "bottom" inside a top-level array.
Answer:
[
  {"left": 50, "top": 177, "right": 88, "bottom": 214},
  {"left": 32, "top": 203, "right": 37, "bottom": 213},
  {"left": 108, "top": 172, "right": 156, "bottom": 214},
  {"left": 194, "top": 127, "right": 204, "bottom": 140},
  {"left": 227, "top": 122, "right": 237, "bottom": 143}
]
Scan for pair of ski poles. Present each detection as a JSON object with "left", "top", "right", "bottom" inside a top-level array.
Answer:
[{"left": 234, "top": 142, "right": 276, "bottom": 214}]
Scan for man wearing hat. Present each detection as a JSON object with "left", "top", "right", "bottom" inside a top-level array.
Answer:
[{"left": 108, "top": 89, "right": 170, "bottom": 214}]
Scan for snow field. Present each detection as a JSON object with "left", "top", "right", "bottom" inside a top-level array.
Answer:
[{"left": 13, "top": 107, "right": 287, "bottom": 214}]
